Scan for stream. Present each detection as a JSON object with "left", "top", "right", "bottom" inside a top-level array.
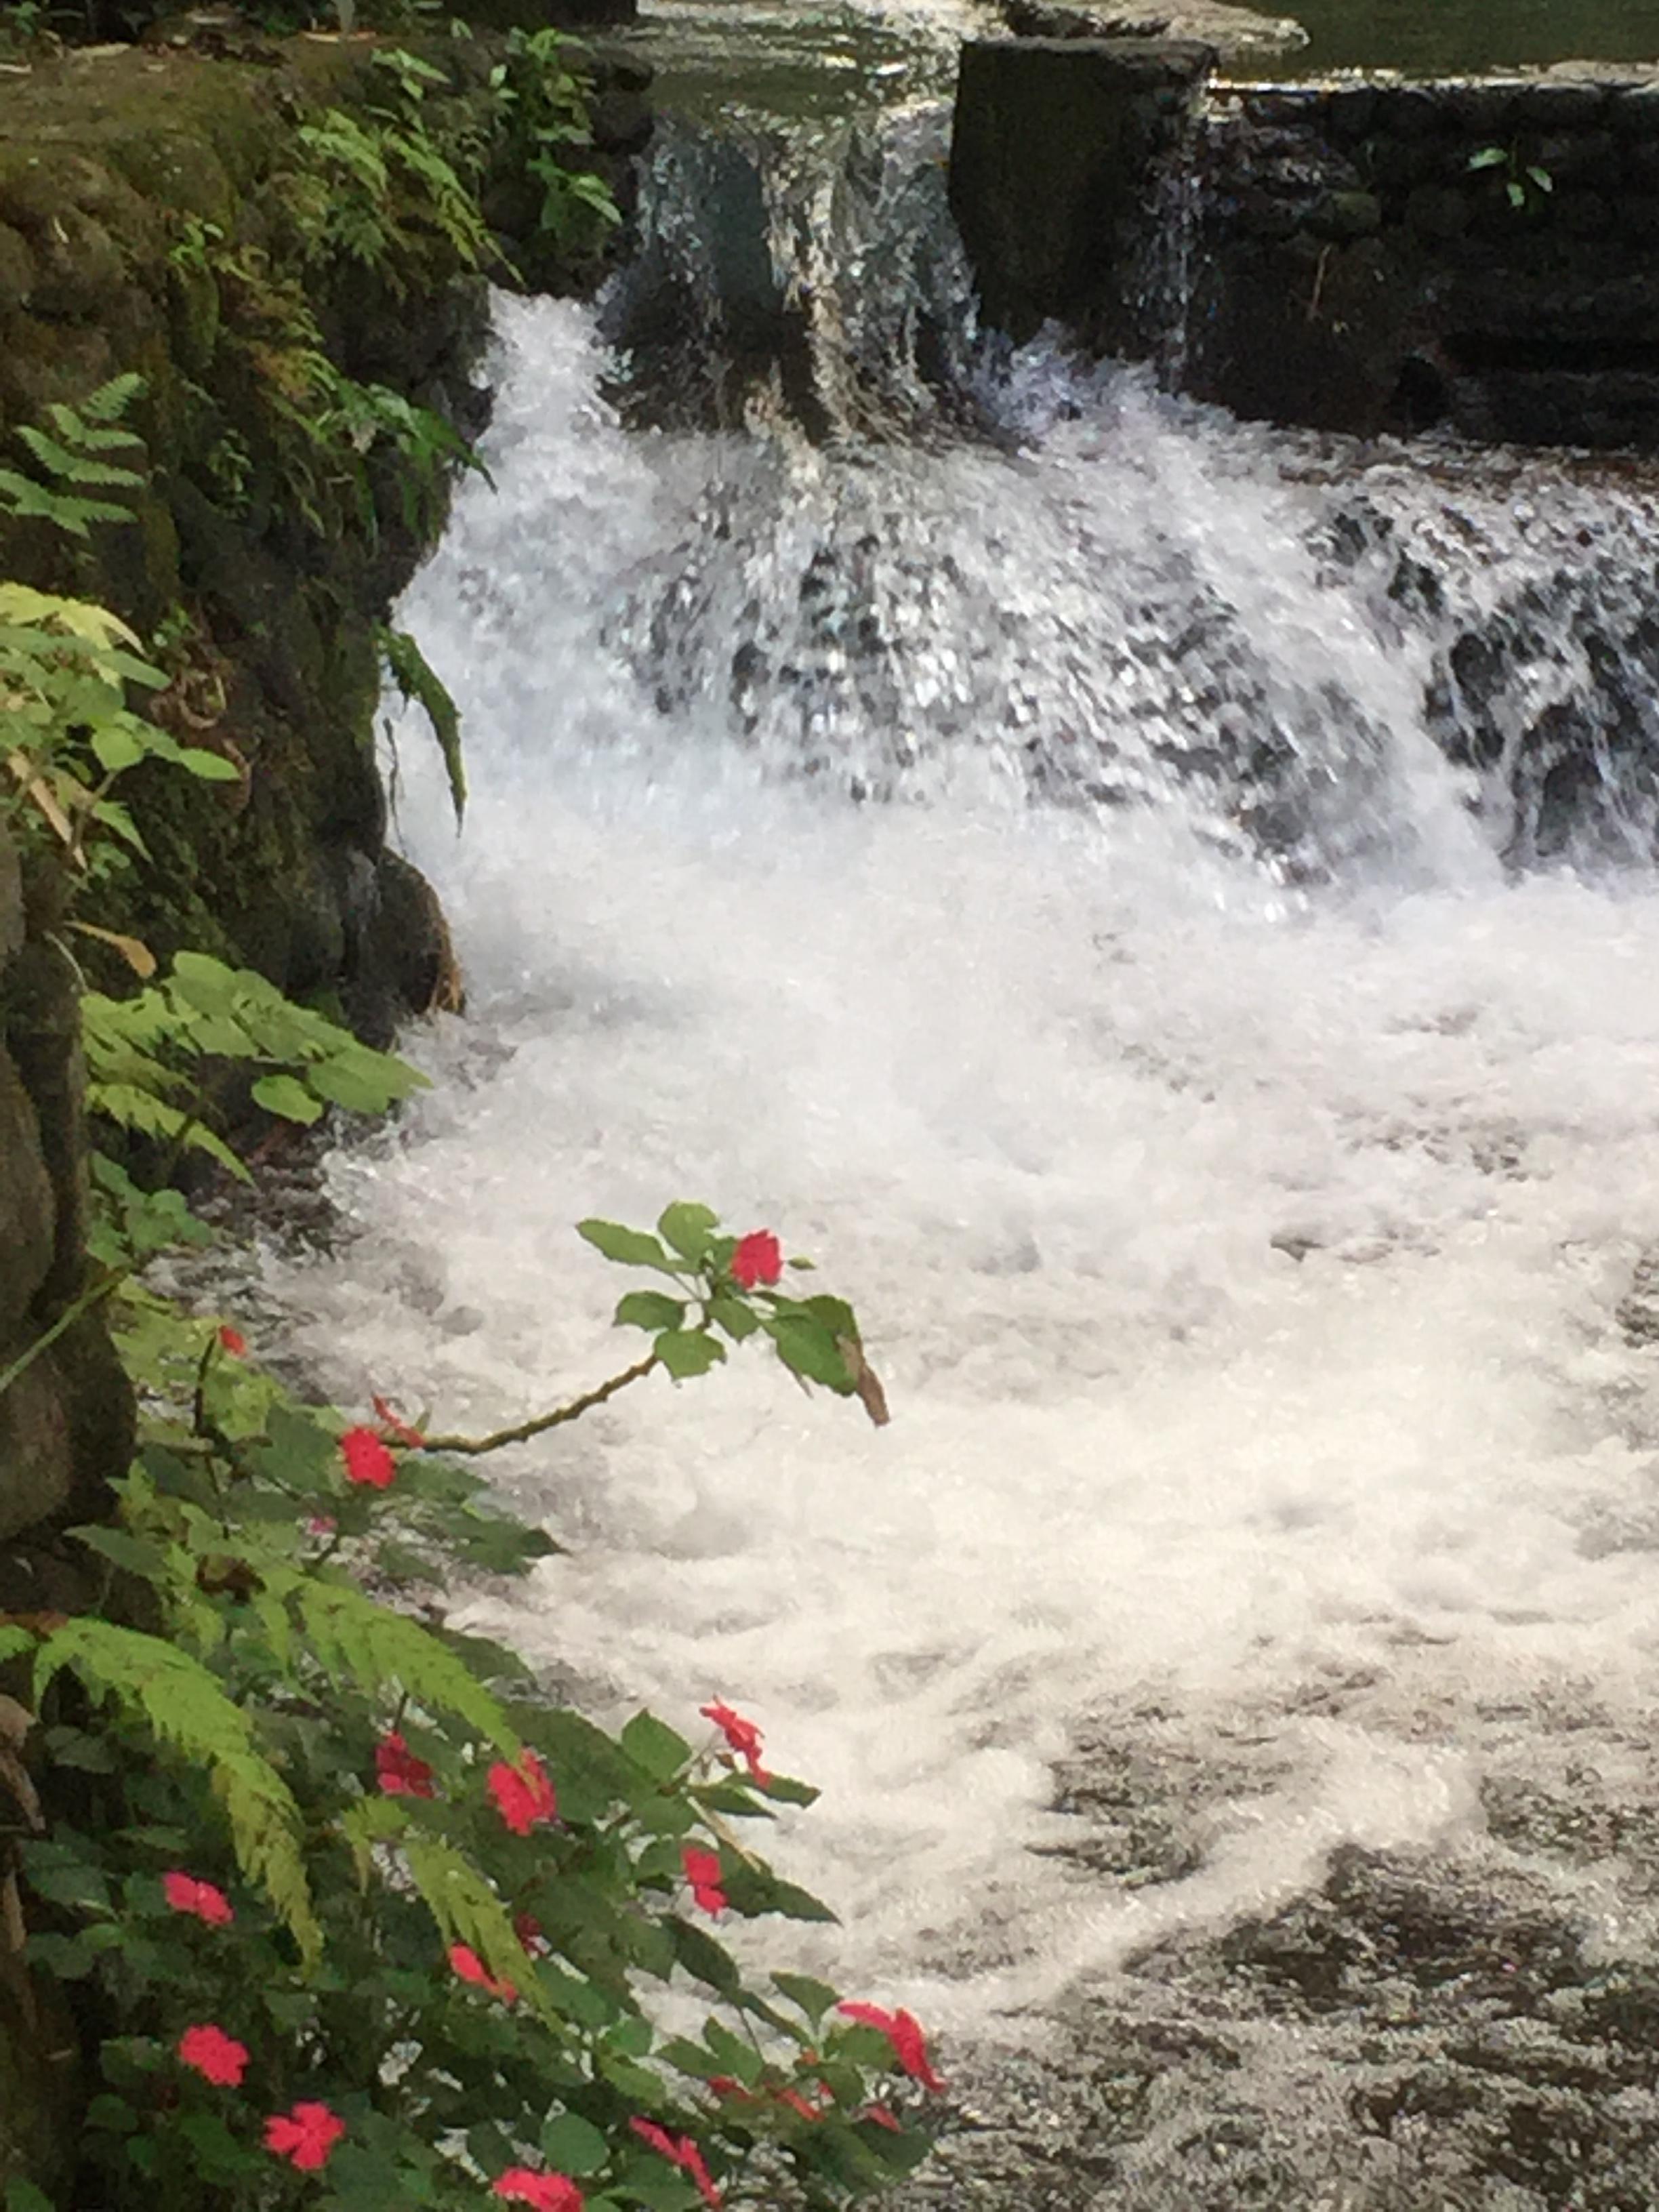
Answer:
[{"left": 254, "top": 18, "right": 1659, "bottom": 2205}]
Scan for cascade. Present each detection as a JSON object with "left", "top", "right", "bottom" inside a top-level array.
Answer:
[{"left": 253, "top": 58, "right": 1659, "bottom": 2206}]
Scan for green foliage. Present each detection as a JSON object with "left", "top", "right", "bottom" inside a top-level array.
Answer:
[
  {"left": 0, "top": 582, "right": 239, "bottom": 876},
  {"left": 7, "top": 1212, "right": 934, "bottom": 2210},
  {"left": 380, "top": 621, "right": 468, "bottom": 825},
  {"left": 82, "top": 949, "right": 428, "bottom": 1181},
  {"left": 1467, "top": 141, "right": 1554, "bottom": 210},
  {"left": 285, "top": 52, "right": 496, "bottom": 295},
  {"left": 0, "top": 373, "right": 146, "bottom": 539},
  {"left": 491, "top": 26, "right": 621, "bottom": 243},
  {"left": 580, "top": 1206, "right": 891, "bottom": 1423}
]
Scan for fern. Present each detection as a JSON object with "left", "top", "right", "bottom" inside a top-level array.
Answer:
[
  {"left": 404, "top": 1835, "right": 561, "bottom": 2026},
  {"left": 289, "top": 1576, "right": 518, "bottom": 1753},
  {"left": 33, "top": 1618, "right": 321, "bottom": 1965},
  {"left": 0, "top": 374, "right": 146, "bottom": 538},
  {"left": 380, "top": 624, "right": 466, "bottom": 826}
]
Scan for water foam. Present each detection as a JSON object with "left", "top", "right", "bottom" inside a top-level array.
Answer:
[{"left": 264, "top": 295, "right": 1659, "bottom": 2039}]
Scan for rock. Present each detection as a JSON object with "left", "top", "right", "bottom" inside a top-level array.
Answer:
[
  {"left": 949, "top": 37, "right": 1215, "bottom": 347},
  {"left": 1000, "top": 0, "right": 1304, "bottom": 59}
]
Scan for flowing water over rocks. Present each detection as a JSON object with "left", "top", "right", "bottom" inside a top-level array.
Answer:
[{"left": 249, "top": 57, "right": 1659, "bottom": 2211}]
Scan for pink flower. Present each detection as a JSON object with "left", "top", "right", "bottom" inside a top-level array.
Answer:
[
  {"left": 375, "top": 1731, "right": 436, "bottom": 1799},
  {"left": 730, "top": 1231, "right": 783, "bottom": 1290},
  {"left": 177, "top": 2023, "right": 249, "bottom": 2087},
  {"left": 217, "top": 1325, "right": 248, "bottom": 1357},
  {"left": 681, "top": 1844, "right": 727, "bottom": 1916},
  {"left": 306, "top": 1515, "right": 337, "bottom": 1537},
  {"left": 699, "top": 1700, "right": 771, "bottom": 1786},
  {"left": 264, "top": 2102, "right": 346, "bottom": 2171},
  {"left": 163, "top": 1871, "right": 234, "bottom": 1926},
  {"left": 836, "top": 2003, "right": 945, "bottom": 2093},
  {"left": 629, "top": 2119, "right": 721, "bottom": 2209},
  {"left": 488, "top": 1748, "right": 557, "bottom": 1836},
  {"left": 449, "top": 1942, "right": 518, "bottom": 2005},
  {"left": 340, "top": 1425, "right": 396, "bottom": 1489},
  {"left": 372, "top": 1393, "right": 426, "bottom": 1448},
  {"left": 493, "top": 2170, "right": 583, "bottom": 2211}
]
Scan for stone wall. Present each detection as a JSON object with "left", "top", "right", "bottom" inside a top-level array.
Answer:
[
  {"left": 1189, "top": 73, "right": 1659, "bottom": 443},
  {"left": 949, "top": 40, "right": 1659, "bottom": 447}
]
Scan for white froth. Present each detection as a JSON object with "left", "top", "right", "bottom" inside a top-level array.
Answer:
[{"left": 265, "top": 296, "right": 1659, "bottom": 2034}]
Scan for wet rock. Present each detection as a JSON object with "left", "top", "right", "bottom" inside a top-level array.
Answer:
[{"left": 950, "top": 36, "right": 1214, "bottom": 350}]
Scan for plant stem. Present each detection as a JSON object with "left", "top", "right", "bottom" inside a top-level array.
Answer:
[
  {"left": 0, "top": 1267, "right": 126, "bottom": 1404},
  {"left": 417, "top": 1354, "right": 658, "bottom": 1456}
]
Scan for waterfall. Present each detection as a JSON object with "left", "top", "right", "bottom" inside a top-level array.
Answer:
[{"left": 253, "top": 100, "right": 1659, "bottom": 2208}]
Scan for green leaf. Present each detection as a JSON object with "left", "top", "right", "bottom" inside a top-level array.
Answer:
[
  {"left": 89, "top": 724, "right": 144, "bottom": 773},
  {"left": 250, "top": 1073, "right": 325, "bottom": 1125},
  {"left": 708, "top": 1294, "right": 758, "bottom": 1341},
  {"left": 722, "top": 1860, "right": 837, "bottom": 1923},
  {"left": 615, "top": 1290, "right": 687, "bottom": 1334},
  {"left": 670, "top": 1916, "right": 741, "bottom": 1992},
  {"left": 657, "top": 1202, "right": 719, "bottom": 1261},
  {"left": 5, "top": 2180, "right": 57, "bottom": 2212},
  {"left": 1467, "top": 144, "right": 1507, "bottom": 169},
  {"left": 621, "top": 1710, "right": 691, "bottom": 1780},
  {"left": 577, "top": 1219, "right": 680, "bottom": 1272},
  {"left": 539, "top": 2114, "right": 611, "bottom": 2174},
  {"left": 773, "top": 1971, "right": 841, "bottom": 2026},
  {"left": 85, "top": 2094, "right": 137, "bottom": 2135},
  {"left": 177, "top": 746, "right": 242, "bottom": 782},
  {"left": 653, "top": 1328, "right": 724, "bottom": 1379},
  {"left": 763, "top": 1314, "right": 852, "bottom": 1391},
  {"left": 757, "top": 1770, "right": 820, "bottom": 1808}
]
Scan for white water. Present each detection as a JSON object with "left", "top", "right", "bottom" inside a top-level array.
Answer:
[{"left": 268, "top": 296, "right": 1659, "bottom": 2047}]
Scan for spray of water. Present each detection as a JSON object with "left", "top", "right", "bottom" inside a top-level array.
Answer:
[{"left": 263, "top": 299, "right": 1659, "bottom": 2073}]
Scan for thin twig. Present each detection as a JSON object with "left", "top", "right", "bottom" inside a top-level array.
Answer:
[
  {"left": 0, "top": 1268, "right": 126, "bottom": 1404},
  {"left": 417, "top": 1355, "right": 659, "bottom": 1457}
]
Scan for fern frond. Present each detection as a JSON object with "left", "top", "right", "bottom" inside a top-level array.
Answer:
[
  {"left": 404, "top": 1834, "right": 558, "bottom": 2024},
  {"left": 293, "top": 1578, "right": 518, "bottom": 1752},
  {"left": 33, "top": 1618, "right": 321, "bottom": 1964},
  {"left": 73, "top": 371, "right": 146, "bottom": 424},
  {"left": 16, "top": 428, "right": 145, "bottom": 489},
  {"left": 380, "top": 625, "right": 465, "bottom": 826}
]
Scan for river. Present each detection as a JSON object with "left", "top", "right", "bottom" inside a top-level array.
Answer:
[{"left": 255, "top": 23, "right": 1659, "bottom": 2205}]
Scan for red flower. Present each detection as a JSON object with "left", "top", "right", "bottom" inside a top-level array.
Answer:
[
  {"left": 163, "top": 1871, "right": 234, "bottom": 1926},
  {"left": 493, "top": 2170, "right": 583, "bottom": 2211},
  {"left": 372, "top": 1393, "right": 426, "bottom": 1448},
  {"left": 860, "top": 2104, "right": 902, "bottom": 2131},
  {"left": 776, "top": 2088, "right": 827, "bottom": 2122},
  {"left": 681, "top": 1844, "right": 727, "bottom": 1916},
  {"left": 177, "top": 2023, "right": 249, "bottom": 2087},
  {"left": 730, "top": 1231, "right": 783, "bottom": 1290},
  {"left": 264, "top": 2102, "right": 346, "bottom": 2171},
  {"left": 836, "top": 2003, "right": 945, "bottom": 2093},
  {"left": 306, "top": 1515, "right": 337, "bottom": 1537},
  {"left": 699, "top": 1700, "right": 771, "bottom": 1786},
  {"left": 449, "top": 1942, "right": 518, "bottom": 2005},
  {"left": 629, "top": 2120, "right": 721, "bottom": 2209},
  {"left": 217, "top": 1325, "right": 248, "bottom": 1358},
  {"left": 340, "top": 1425, "right": 396, "bottom": 1489},
  {"left": 487, "top": 1748, "right": 557, "bottom": 1835},
  {"left": 375, "top": 1731, "right": 436, "bottom": 1799}
]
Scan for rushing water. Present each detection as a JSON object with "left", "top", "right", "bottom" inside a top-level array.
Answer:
[{"left": 255, "top": 87, "right": 1659, "bottom": 2209}]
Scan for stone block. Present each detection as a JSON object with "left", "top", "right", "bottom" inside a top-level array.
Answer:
[
  {"left": 0, "top": 1350, "right": 75, "bottom": 1542},
  {"left": 949, "top": 36, "right": 1214, "bottom": 344}
]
